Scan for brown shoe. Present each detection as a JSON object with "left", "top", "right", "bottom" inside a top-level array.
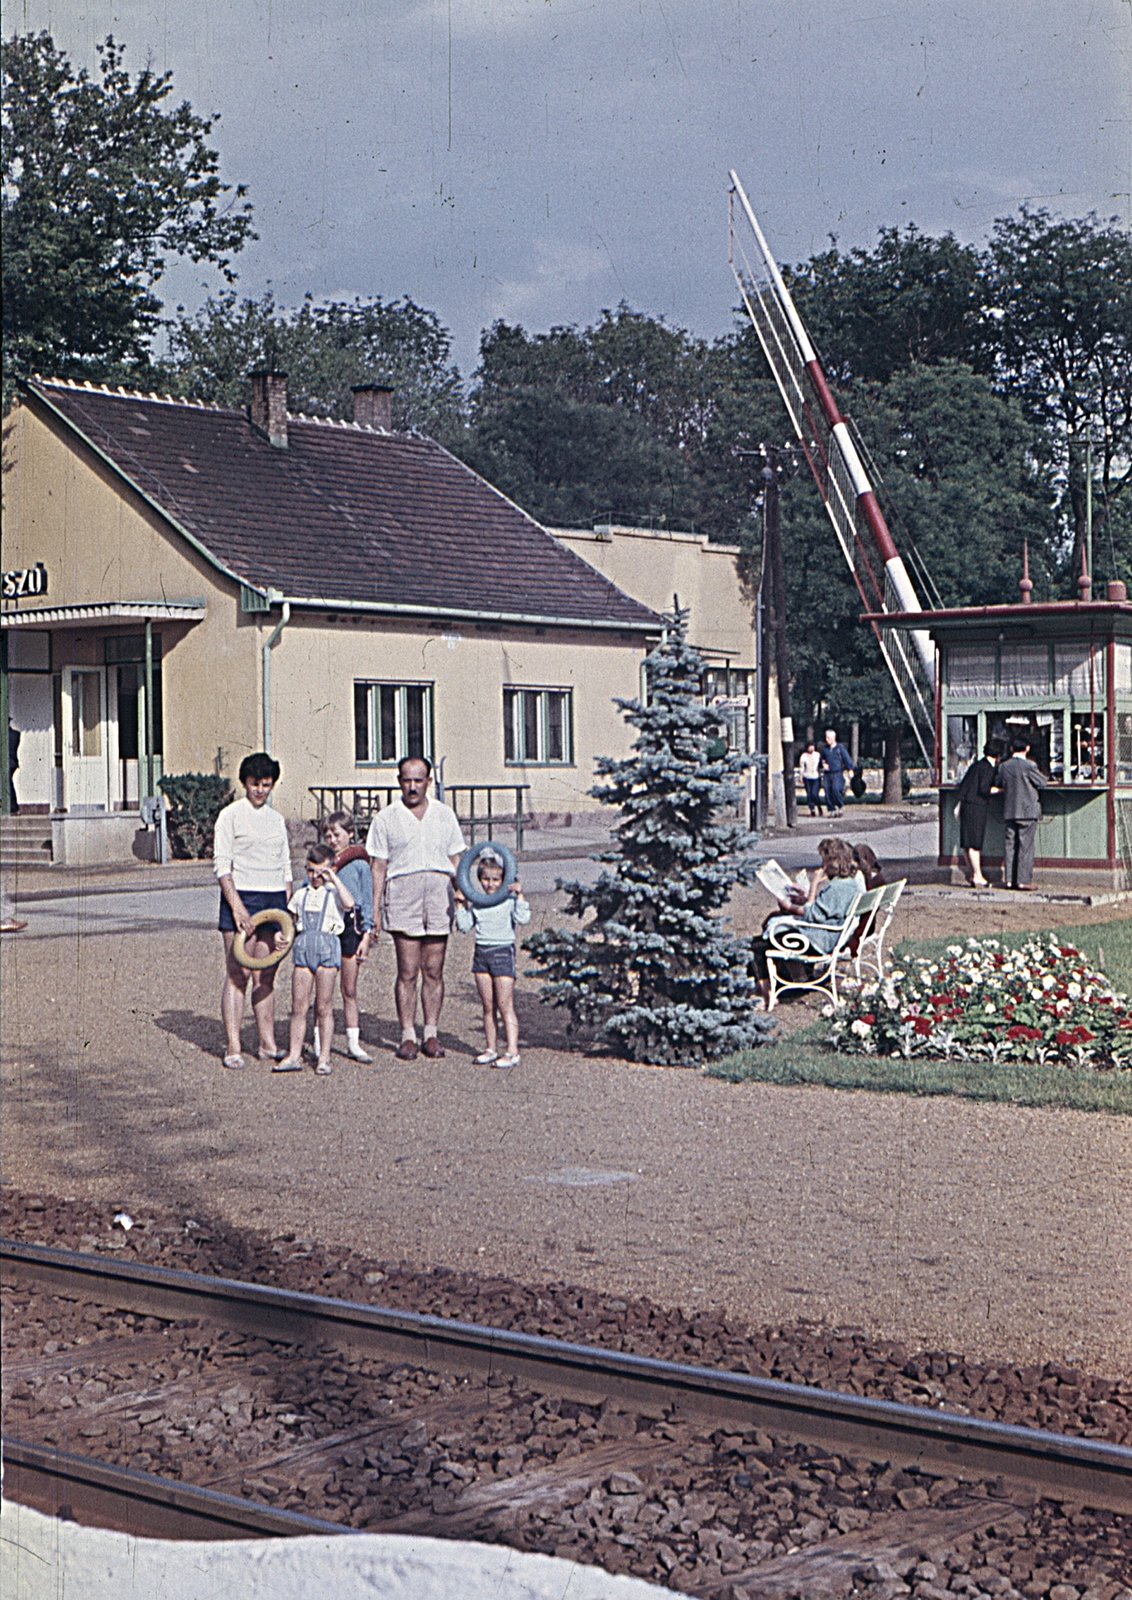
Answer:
[
  {"left": 421, "top": 1037, "right": 445, "bottom": 1058},
  {"left": 395, "top": 1039, "right": 418, "bottom": 1061}
]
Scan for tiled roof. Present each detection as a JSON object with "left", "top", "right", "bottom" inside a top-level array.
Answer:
[{"left": 29, "top": 380, "right": 659, "bottom": 631}]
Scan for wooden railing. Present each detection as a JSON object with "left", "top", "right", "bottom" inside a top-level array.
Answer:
[{"left": 308, "top": 784, "right": 531, "bottom": 849}]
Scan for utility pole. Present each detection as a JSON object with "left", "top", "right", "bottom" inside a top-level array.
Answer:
[{"left": 763, "top": 449, "right": 797, "bottom": 827}]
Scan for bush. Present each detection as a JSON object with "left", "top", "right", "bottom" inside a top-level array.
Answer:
[
  {"left": 830, "top": 936, "right": 1132, "bottom": 1071},
  {"left": 158, "top": 772, "right": 233, "bottom": 859}
]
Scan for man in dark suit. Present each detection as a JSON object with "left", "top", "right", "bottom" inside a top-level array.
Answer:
[{"left": 998, "top": 737, "right": 1047, "bottom": 890}]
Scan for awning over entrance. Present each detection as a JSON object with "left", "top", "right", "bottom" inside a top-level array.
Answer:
[{"left": 0, "top": 601, "right": 207, "bottom": 629}]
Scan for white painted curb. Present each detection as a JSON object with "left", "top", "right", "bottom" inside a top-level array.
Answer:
[{"left": 1, "top": 1499, "right": 671, "bottom": 1599}]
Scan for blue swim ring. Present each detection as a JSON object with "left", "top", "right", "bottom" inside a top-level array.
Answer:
[{"left": 456, "top": 840, "right": 518, "bottom": 908}]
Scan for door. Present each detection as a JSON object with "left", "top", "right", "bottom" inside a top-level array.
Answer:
[
  {"left": 63, "top": 667, "right": 109, "bottom": 810},
  {"left": 7, "top": 675, "right": 54, "bottom": 810}
]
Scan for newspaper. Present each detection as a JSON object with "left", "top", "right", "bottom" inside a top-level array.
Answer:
[{"left": 755, "top": 859, "right": 809, "bottom": 902}]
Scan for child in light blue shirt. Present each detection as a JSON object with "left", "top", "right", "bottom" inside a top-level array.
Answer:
[{"left": 454, "top": 851, "right": 530, "bottom": 1068}]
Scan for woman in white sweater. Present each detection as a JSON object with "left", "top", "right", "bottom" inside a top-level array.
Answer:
[{"left": 214, "top": 753, "right": 293, "bottom": 1069}]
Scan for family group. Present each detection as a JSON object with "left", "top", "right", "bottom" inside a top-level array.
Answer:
[{"left": 214, "top": 754, "right": 528, "bottom": 1074}]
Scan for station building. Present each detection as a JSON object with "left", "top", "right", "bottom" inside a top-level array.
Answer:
[{"left": 1, "top": 377, "right": 755, "bottom": 861}]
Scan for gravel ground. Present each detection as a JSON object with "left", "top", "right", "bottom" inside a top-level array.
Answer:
[
  {"left": 4, "top": 1191, "right": 1130, "bottom": 1446},
  {"left": 1, "top": 877, "right": 1130, "bottom": 1380},
  {"left": 4, "top": 1269, "right": 1130, "bottom": 1599}
]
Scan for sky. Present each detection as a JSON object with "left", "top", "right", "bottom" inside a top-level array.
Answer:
[{"left": 8, "top": 0, "right": 1132, "bottom": 376}]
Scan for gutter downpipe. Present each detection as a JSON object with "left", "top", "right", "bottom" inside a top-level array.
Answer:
[{"left": 262, "top": 600, "right": 291, "bottom": 757}]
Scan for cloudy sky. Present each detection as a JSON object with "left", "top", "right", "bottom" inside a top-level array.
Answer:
[{"left": 12, "top": 0, "right": 1132, "bottom": 374}]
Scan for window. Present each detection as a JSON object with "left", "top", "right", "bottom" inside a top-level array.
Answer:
[
  {"left": 504, "top": 687, "right": 573, "bottom": 764},
  {"left": 946, "top": 645, "right": 996, "bottom": 696},
  {"left": 945, "top": 714, "right": 978, "bottom": 782},
  {"left": 1054, "top": 643, "right": 1104, "bottom": 697},
  {"left": 354, "top": 681, "right": 433, "bottom": 765},
  {"left": 999, "top": 643, "right": 1049, "bottom": 696}
]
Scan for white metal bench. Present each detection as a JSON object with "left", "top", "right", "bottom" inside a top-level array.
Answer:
[
  {"left": 851, "top": 878, "right": 906, "bottom": 980},
  {"left": 764, "top": 886, "right": 870, "bottom": 1010}
]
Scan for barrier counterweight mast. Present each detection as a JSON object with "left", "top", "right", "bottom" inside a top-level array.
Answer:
[{"left": 728, "top": 169, "right": 937, "bottom": 767}]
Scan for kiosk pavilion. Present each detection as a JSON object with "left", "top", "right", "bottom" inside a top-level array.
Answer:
[{"left": 874, "top": 567, "right": 1132, "bottom": 889}]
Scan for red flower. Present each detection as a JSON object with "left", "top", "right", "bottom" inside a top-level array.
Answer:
[
  {"left": 912, "top": 1016, "right": 933, "bottom": 1036},
  {"left": 861, "top": 1014, "right": 876, "bottom": 1025},
  {"left": 1006, "top": 1024, "right": 1041, "bottom": 1041}
]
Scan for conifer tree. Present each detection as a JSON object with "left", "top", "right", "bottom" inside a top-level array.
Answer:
[{"left": 526, "top": 607, "right": 776, "bottom": 1064}]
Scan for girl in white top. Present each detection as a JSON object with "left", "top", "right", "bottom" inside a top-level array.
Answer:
[
  {"left": 215, "top": 753, "right": 293, "bottom": 1070},
  {"left": 798, "top": 741, "right": 824, "bottom": 818}
]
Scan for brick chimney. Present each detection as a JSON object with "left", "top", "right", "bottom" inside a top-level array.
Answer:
[
  {"left": 351, "top": 385, "right": 393, "bottom": 430},
  {"left": 249, "top": 371, "right": 289, "bottom": 448}
]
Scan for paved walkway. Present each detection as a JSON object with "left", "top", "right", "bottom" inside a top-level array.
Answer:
[{"left": 2, "top": 879, "right": 1128, "bottom": 1379}]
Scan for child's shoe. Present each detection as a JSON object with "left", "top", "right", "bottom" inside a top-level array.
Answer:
[
  {"left": 346, "top": 1030, "right": 372, "bottom": 1062},
  {"left": 494, "top": 1054, "right": 520, "bottom": 1069},
  {"left": 475, "top": 1049, "right": 500, "bottom": 1065}
]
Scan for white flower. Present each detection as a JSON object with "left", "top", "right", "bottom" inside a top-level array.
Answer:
[
  {"left": 1042, "top": 975, "right": 1056, "bottom": 991},
  {"left": 851, "top": 1019, "right": 873, "bottom": 1037},
  {"left": 1068, "top": 982, "right": 1081, "bottom": 1000},
  {"left": 984, "top": 1002, "right": 996, "bottom": 1014},
  {"left": 946, "top": 945, "right": 963, "bottom": 956}
]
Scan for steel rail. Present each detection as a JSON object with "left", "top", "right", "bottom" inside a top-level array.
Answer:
[
  {"left": 4, "top": 1239, "right": 1130, "bottom": 1514},
  {"left": 1, "top": 1436, "right": 358, "bottom": 1542}
]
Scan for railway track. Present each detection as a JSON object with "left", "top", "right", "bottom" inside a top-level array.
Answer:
[{"left": 3, "top": 1238, "right": 1130, "bottom": 1595}]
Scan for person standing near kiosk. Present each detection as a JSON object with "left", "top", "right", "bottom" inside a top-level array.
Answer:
[
  {"left": 998, "top": 737, "right": 1047, "bottom": 891},
  {"left": 366, "top": 757, "right": 466, "bottom": 1060}
]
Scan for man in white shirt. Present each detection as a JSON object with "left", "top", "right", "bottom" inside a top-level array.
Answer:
[
  {"left": 366, "top": 756, "right": 465, "bottom": 1060},
  {"left": 214, "top": 752, "right": 293, "bottom": 1069}
]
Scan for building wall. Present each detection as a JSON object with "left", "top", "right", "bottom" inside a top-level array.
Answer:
[
  {"left": 553, "top": 526, "right": 753, "bottom": 665},
  {"left": 3, "top": 401, "right": 265, "bottom": 796},
  {"left": 4, "top": 402, "right": 651, "bottom": 822},
  {"left": 265, "top": 612, "right": 646, "bottom": 820}
]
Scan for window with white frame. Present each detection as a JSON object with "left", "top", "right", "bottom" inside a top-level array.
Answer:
[
  {"left": 354, "top": 681, "right": 433, "bottom": 765},
  {"left": 504, "top": 687, "right": 573, "bottom": 765}
]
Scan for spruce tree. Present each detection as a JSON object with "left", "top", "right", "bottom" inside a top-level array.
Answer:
[{"left": 526, "top": 607, "right": 777, "bottom": 1064}]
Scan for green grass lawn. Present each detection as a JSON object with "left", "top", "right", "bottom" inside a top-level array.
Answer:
[{"left": 707, "top": 913, "right": 1132, "bottom": 1114}]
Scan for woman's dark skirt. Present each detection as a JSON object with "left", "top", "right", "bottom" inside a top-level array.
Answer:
[{"left": 959, "top": 801, "right": 989, "bottom": 851}]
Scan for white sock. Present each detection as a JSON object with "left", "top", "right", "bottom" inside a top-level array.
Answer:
[
  {"left": 347, "top": 1028, "right": 362, "bottom": 1049},
  {"left": 313, "top": 1027, "right": 321, "bottom": 1056},
  {"left": 401, "top": 1026, "right": 417, "bottom": 1043},
  {"left": 422, "top": 1023, "right": 438, "bottom": 1040}
]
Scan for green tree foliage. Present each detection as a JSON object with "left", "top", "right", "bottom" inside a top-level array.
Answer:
[
  {"left": 464, "top": 306, "right": 726, "bottom": 529},
  {"left": 163, "top": 289, "right": 465, "bottom": 438},
  {"left": 2, "top": 32, "right": 254, "bottom": 401},
  {"left": 984, "top": 207, "right": 1132, "bottom": 585},
  {"left": 788, "top": 225, "right": 991, "bottom": 384},
  {"left": 525, "top": 610, "right": 776, "bottom": 1065},
  {"left": 157, "top": 772, "right": 232, "bottom": 859}
]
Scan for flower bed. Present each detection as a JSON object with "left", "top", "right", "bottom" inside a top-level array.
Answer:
[{"left": 830, "top": 936, "right": 1132, "bottom": 1070}]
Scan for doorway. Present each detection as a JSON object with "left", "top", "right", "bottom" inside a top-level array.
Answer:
[{"left": 62, "top": 667, "right": 109, "bottom": 810}]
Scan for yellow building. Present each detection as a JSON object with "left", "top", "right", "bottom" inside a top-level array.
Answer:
[{"left": 2, "top": 379, "right": 758, "bottom": 861}]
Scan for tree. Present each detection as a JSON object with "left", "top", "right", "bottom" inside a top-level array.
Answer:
[
  {"left": 525, "top": 609, "right": 776, "bottom": 1065},
  {"left": 787, "top": 225, "right": 991, "bottom": 385},
  {"left": 463, "top": 306, "right": 718, "bottom": 529},
  {"left": 2, "top": 32, "right": 254, "bottom": 400},
  {"left": 163, "top": 290, "right": 465, "bottom": 438},
  {"left": 983, "top": 207, "right": 1132, "bottom": 587}
]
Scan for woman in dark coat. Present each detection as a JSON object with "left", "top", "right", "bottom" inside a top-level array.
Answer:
[{"left": 954, "top": 739, "right": 1001, "bottom": 887}]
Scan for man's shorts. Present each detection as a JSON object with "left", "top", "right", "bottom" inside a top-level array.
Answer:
[
  {"left": 382, "top": 871, "right": 454, "bottom": 937},
  {"left": 218, "top": 888, "right": 289, "bottom": 933},
  {"left": 471, "top": 943, "right": 517, "bottom": 978}
]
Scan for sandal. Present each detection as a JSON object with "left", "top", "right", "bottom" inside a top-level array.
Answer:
[
  {"left": 475, "top": 1049, "right": 500, "bottom": 1065},
  {"left": 315, "top": 1061, "right": 332, "bottom": 1076},
  {"left": 223, "top": 1054, "right": 245, "bottom": 1070},
  {"left": 257, "top": 1047, "right": 286, "bottom": 1062},
  {"left": 271, "top": 1058, "right": 304, "bottom": 1072}
]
